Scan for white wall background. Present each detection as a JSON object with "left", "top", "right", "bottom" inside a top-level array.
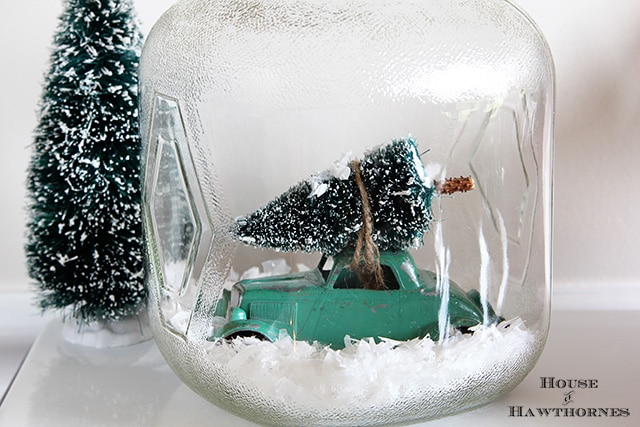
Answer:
[
  {"left": 0, "top": 1, "right": 639, "bottom": 299},
  {"left": 0, "top": 0, "right": 176, "bottom": 292}
]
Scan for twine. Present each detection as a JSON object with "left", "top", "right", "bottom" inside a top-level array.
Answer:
[{"left": 349, "top": 160, "right": 385, "bottom": 290}]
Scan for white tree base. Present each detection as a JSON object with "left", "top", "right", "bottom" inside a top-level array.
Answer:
[{"left": 62, "top": 312, "right": 152, "bottom": 348}]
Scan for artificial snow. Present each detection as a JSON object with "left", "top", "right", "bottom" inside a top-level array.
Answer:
[
  {"left": 204, "top": 318, "right": 534, "bottom": 412},
  {"left": 423, "top": 162, "right": 444, "bottom": 190},
  {"left": 239, "top": 258, "right": 292, "bottom": 280},
  {"left": 62, "top": 312, "right": 152, "bottom": 348},
  {"left": 308, "top": 151, "right": 354, "bottom": 198},
  {"left": 166, "top": 306, "right": 191, "bottom": 335},
  {"left": 154, "top": 256, "right": 539, "bottom": 424}
]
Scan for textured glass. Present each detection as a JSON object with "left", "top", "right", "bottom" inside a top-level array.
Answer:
[
  {"left": 151, "top": 131, "right": 195, "bottom": 295},
  {"left": 140, "top": 0, "right": 554, "bottom": 425},
  {"left": 144, "top": 95, "right": 218, "bottom": 337}
]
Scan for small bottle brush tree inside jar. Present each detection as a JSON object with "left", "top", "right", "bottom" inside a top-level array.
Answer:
[{"left": 235, "top": 136, "right": 474, "bottom": 289}]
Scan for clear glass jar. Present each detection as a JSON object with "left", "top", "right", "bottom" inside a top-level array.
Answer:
[{"left": 139, "top": 0, "right": 554, "bottom": 425}]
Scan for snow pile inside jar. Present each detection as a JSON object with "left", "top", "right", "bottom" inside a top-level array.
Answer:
[
  {"left": 205, "top": 318, "right": 534, "bottom": 412},
  {"left": 158, "top": 257, "right": 538, "bottom": 423}
]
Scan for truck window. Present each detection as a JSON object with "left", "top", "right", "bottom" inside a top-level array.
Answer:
[{"left": 333, "top": 266, "right": 400, "bottom": 290}]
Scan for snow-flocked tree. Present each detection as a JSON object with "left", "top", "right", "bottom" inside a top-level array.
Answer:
[
  {"left": 235, "top": 137, "right": 436, "bottom": 256},
  {"left": 235, "top": 137, "right": 474, "bottom": 290},
  {"left": 26, "top": 0, "right": 145, "bottom": 323}
]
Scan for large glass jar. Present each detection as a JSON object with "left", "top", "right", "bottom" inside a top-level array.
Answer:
[{"left": 139, "top": 0, "right": 554, "bottom": 425}]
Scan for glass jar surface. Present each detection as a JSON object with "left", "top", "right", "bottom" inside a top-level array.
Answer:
[{"left": 140, "top": 0, "right": 554, "bottom": 425}]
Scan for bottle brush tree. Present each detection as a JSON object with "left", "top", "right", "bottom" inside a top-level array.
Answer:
[
  {"left": 235, "top": 137, "right": 474, "bottom": 289},
  {"left": 235, "top": 137, "right": 436, "bottom": 256},
  {"left": 26, "top": 0, "right": 145, "bottom": 323}
]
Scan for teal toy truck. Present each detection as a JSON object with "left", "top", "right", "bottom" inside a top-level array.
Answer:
[{"left": 211, "top": 250, "right": 501, "bottom": 349}]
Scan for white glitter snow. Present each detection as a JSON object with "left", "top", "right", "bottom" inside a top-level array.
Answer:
[
  {"left": 62, "top": 312, "right": 152, "bottom": 348},
  {"left": 205, "top": 318, "right": 534, "bottom": 411}
]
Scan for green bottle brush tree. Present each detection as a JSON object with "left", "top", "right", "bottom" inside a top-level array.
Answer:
[{"left": 25, "top": 0, "right": 147, "bottom": 344}]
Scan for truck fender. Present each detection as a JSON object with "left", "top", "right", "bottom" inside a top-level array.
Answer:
[{"left": 220, "top": 318, "right": 281, "bottom": 342}]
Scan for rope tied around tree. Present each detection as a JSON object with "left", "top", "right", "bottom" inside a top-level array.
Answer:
[
  {"left": 350, "top": 160, "right": 386, "bottom": 290},
  {"left": 348, "top": 164, "right": 475, "bottom": 290}
]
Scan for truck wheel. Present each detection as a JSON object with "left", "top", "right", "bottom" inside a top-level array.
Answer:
[{"left": 224, "top": 331, "right": 271, "bottom": 342}]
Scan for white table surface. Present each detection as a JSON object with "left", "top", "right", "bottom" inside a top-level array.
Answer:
[{"left": 1, "top": 310, "right": 638, "bottom": 426}]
